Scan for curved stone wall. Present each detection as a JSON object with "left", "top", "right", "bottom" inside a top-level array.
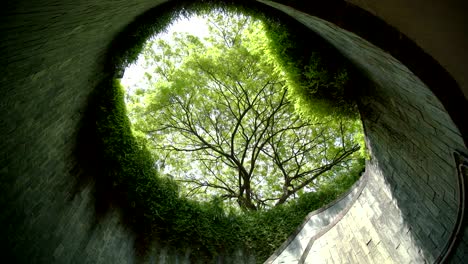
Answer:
[
  {"left": 265, "top": 170, "right": 368, "bottom": 263},
  {"left": 0, "top": 1, "right": 169, "bottom": 262},
  {"left": 260, "top": 2, "right": 467, "bottom": 262},
  {"left": 0, "top": 0, "right": 466, "bottom": 263},
  {"left": 346, "top": 0, "right": 468, "bottom": 99}
]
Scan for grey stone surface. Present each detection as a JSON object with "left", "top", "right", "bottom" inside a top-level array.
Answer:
[
  {"left": 261, "top": 1, "right": 467, "bottom": 262},
  {"left": 265, "top": 172, "right": 367, "bottom": 264},
  {"left": 1, "top": 0, "right": 467, "bottom": 263},
  {"left": 0, "top": 0, "right": 168, "bottom": 263},
  {"left": 345, "top": 0, "right": 468, "bottom": 99}
]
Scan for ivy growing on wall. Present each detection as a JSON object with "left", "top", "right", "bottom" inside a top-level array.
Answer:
[{"left": 94, "top": 0, "right": 365, "bottom": 262}]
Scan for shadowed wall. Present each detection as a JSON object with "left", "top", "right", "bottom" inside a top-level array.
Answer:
[{"left": 0, "top": 0, "right": 466, "bottom": 263}]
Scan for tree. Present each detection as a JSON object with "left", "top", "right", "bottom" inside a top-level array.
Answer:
[{"left": 126, "top": 11, "right": 363, "bottom": 211}]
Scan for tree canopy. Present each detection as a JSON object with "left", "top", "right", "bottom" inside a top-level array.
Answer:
[{"left": 125, "top": 11, "right": 364, "bottom": 211}]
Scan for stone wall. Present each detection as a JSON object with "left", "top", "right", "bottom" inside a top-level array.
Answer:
[
  {"left": 346, "top": 0, "right": 468, "bottom": 99},
  {"left": 261, "top": 1, "right": 467, "bottom": 262},
  {"left": 265, "top": 170, "right": 368, "bottom": 263},
  {"left": 0, "top": 0, "right": 167, "bottom": 262},
  {"left": 0, "top": 0, "right": 467, "bottom": 263}
]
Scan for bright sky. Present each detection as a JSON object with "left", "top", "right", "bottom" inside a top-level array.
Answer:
[{"left": 121, "top": 15, "right": 210, "bottom": 90}]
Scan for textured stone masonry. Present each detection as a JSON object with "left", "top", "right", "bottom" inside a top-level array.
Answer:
[
  {"left": 265, "top": 171, "right": 368, "bottom": 264},
  {"left": 1, "top": 0, "right": 467, "bottom": 263},
  {"left": 261, "top": 1, "right": 467, "bottom": 263}
]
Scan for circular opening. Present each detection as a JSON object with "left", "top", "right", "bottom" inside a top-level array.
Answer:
[
  {"left": 96, "top": 1, "right": 368, "bottom": 261},
  {"left": 121, "top": 10, "right": 365, "bottom": 211},
  {"left": 95, "top": 0, "right": 468, "bottom": 262}
]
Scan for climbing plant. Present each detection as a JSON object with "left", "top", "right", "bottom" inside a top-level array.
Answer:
[
  {"left": 94, "top": 0, "right": 366, "bottom": 262},
  {"left": 126, "top": 12, "right": 363, "bottom": 211}
]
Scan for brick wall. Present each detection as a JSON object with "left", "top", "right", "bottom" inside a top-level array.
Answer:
[
  {"left": 0, "top": 1, "right": 168, "bottom": 262},
  {"left": 1, "top": 0, "right": 466, "bottom": 263},
  {"left": 265, "top": 170, "right": 368, "bottom": 263},
  {"left": 261, "top": 1, "right": 467, "bottom": 262}
]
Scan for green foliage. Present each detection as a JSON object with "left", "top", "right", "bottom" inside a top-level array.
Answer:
[
  {"left": 262, "top": 20, "right": 358, "bottom": 120},
  {"left": 96, "top": 79, "right": 364, "bottom": 261},
  {"left": 94, "top": 0, "right": 366, "bottom": 262},
  {"left": 126, "top": 8, "right": 364, "bottom": 212}
]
